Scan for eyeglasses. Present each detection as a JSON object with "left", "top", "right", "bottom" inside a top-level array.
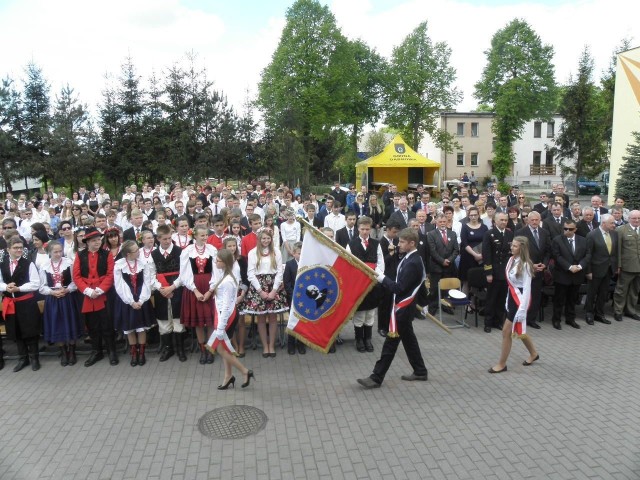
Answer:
[
  {"left": 521, "top": 215, "right": 528, "bottom": 218},
  {"left": 60, "top": 227, "right": 72, "bottom": 231},
  {"left": 563, "top": 227, "right": 576, "bottom": 231},
  {"left": 407, "top": 196, "right": 414, "bottom": 200},
  {"left": 518, "top": 196, "right": 525, "bottom": 199}
]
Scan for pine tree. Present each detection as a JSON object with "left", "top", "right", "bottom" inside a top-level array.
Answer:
[{"left": 614, "top": 132, "right": 640, "bottom": 209}]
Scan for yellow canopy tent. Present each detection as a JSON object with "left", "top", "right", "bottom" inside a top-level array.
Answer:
[{"left": 355, "top": 135, "right": 440, "bottom": 193}]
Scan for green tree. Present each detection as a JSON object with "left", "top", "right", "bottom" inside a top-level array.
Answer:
[
  {"left": 257, "top": 0, "right": 346, "bottom": 188},
  {"left": 364, "top": 129, "right": 390, "bottom": 157},
  {"left": 384, "top": 21, "right": 461, "bottom": 152},
  {"left": 49, "top": 84, "right": 95, "bottom": 191},
  {"left": 552, "top": 47, "right": 608, "bottom": 190},
  {"left": 474, "top": 19, "right": 557, "bottom": 185},
  {"left": 614, "top": 132, "right": 640, "bottom": 209},
  {"left": 0, "top": 77, "right": 26, "bottom": 191},
  {"left": 21, "top": 62, "right": 52, "bottom": 186}
]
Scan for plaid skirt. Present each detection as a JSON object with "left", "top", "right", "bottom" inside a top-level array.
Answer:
[{"left": 241, "top": 274, "right": 287, "bottom": 314}]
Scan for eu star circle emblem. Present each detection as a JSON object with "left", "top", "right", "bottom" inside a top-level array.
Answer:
[{"left": 292, "top": 266, "right": 340, "bottom": 322}]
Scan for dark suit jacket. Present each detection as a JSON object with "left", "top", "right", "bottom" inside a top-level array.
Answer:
[
  {"left": 411, "top": 202, "right": 430, "bottom": 213},
  {"left": 533, "top": 202, "right": 549, "bottom": 215},
  {"left": 482, "top": 227, "right": 513, "bottom": 280},
  {"left": 335, "top": 226, "right": 356, "bottom": 249},
  {"left": 123, "top": 227, "right": 143, "bottom": 244},
  {"left": 380, "top": 250, "right": 424, "bottom": 322},
  {"left": 379, "top": 235, "right": 400, "bottom": 276},
  {"left": 586, "top": 228, "right": 618, "bottom": 278},
  {"left": 552, "top": 235, "right": 589, "bottom": 285},
  {"left": 415, "top": 231, "right": 429, "bottom": 273},
  {"left": 515, "top": 225, "right": 551, "bottom": 265},
  {"left": 426, "top": 228, "right": 459, "bottom": 274},
  {"left": 283, "top": 258, "right": 298, "bottom": 300},
  {"left": 542, "top": 216, "right": 567, "bottom": 239},
  {"left": 593, "top": 206, "right": 608, "bottom": 224},
  {"left": 576, "top": 219, "right": 599, "bottom": 238},
  {"left": 387, "top": 209, "right": 415, "bottom": 229}
]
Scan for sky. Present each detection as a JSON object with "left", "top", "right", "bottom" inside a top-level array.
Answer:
[{"left": 0, "top": 0, "right": 636, "bottom": 121}]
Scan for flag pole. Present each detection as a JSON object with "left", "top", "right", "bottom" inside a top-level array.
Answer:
[{"left": 425, "top": 312, "right": 453, "bottom": 335}]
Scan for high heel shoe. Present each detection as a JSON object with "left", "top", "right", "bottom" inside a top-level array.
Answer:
[
  {"left": 217, "top": 376, "right": 235, "bottom": 390},
  {"left": 241, "top": 370, "right": 255, "bottom": 388}
]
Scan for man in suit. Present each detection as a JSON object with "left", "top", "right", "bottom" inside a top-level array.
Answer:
[
  {"left": 335, "top": 211, "right": 357, "bottom": 248},
  {"left": 122, "top": 209, "right": 145, "bottom": 245},
  {"left": 611, "top": 206, "right": 628, "bottom": 227},
  {"left": 302, "top": 203, "right": 323, "bottom": 229},
  {"left": 495, "top": 196, "right": 509, "bottom": 214},
  {"left": 585, "top": 214, "right": 618, "bottom": 325},
  {"left": 412, "top": 192, "right": 431, "bottom": 213},
  {"left": 377, "top": 221, "right": 401, "bottom": 337},
  {"left": 425, "top": 213, "right": 459, "bottom": 315},
  {"left": 358, "top": 228, "right": 429, "bottom": 388},
  {"left": 576, "top": 207, "right": 599, "bottom": 237},
  {"left": 542, "top": 202, "right": 566, "bottom": 239},
  {"left": 533, "top": 193, "right": 550, "bottom": 215},
  {"left": 515, "top": 211, "right": 550, "bottom": 329},
  {"left": 591, "top": 195, "right": 608, "bottom": 224},
  {"left": 330, "top": 182, "right": 347, "bottom": 213},
  {"left": 482, "top": 212, "right": 513, "bottom": 332},
  {"left": 612, "top": 210, "right": 640, "bottom": 321},
  {"left": 388, "top": 197, "right": 415, "bottom": 230},
  {"left": 414, "top": 209, "right": 434, "bottom": 267},
  {"left": 543, "top": 195, "right": 571, "bottom": 220},
  {"left": 551, "top": 219, "right": 589, "bottom": 329}
]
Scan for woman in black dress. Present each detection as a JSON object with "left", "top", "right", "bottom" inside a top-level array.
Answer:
[{"left": 458, "top": 206, "right": 488, "bottom": 307}]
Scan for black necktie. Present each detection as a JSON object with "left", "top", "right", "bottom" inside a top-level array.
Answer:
[
  {"left": 533, "top": 229, "right": 539, "bottom": 247},
  {"left": 569, "top": 238, "right": 574, "bottom": 254},
  {"left": 348, "top": 229, "right": 353, "bottom": 240}
]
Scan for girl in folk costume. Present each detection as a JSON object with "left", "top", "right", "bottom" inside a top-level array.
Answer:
[
  {"left": 113, "top": 241, "right": 155, "bottom": 367},
  {"left": 172, "top": 216, "right": 192, "bottom": 250},
  {"left": 39, "top": 241, "right": 83, "bottom": 366},
  {"left": 489, "top": 236, "right": 540, "bottom": 373},
  {"left": 149, "top": 225, "right": 186, "bottom": 362},
  {"left": 0, "top": 237, "right": 42, "bottom": 372},
  {"left": 243, "top": 230, "right": 286, "bottom": 358},
  {"left": 138, "top": 230, "right": 156, "bottom": 267},
  {"left": 222, "top": 237, "right": 249, "bottom": 356},
  {"left": 207, "top": 249, "right": 254, "bottom": 390},
  {"left": 226, "top": 221, "right": 243, "bottom": 254},
  {"left": 179, "top": 225, "right": 217, "bottom": 364}
]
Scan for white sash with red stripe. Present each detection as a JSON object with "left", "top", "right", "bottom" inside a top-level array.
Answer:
[
  {"left": 388, "top": 254, "right": 425, "bottom": 338},
  {"left": 505, "top": 257, "right": 530, "bottom": 339}
]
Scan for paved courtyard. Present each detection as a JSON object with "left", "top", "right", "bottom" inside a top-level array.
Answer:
[{"left": 0, "top": 304, "right": 639, "bottom": 480}]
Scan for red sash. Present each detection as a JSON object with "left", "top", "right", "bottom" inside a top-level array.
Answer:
[
  {"left": 2, "top": 293, "right": 35, "bottom": 320},
  {"left": 157, "top": 271, "right": 179, "bottom": 288},
  {"left": 206, "top": 306, "right": 237, "bottom": 354}
]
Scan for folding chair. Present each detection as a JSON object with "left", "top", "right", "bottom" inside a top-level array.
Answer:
[
  {"left": 466, "top": 267, "right": 488, "bottom": 328},
  {"left": 438, "top": 277, "right": 470, "bottom": 329}
]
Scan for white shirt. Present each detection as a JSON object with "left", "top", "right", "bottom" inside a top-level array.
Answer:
[
  {"left": 280, "top": 221, "right": 301, "bottom": 242},
  {"left": 247, "top": 247, "right": 283, "bottom": 291},
  {"left": 324, "top": 213, "right": 346, "bottom": 232},
  {"left": 113, "top": 258, "right": 153, "bottom": 305}
]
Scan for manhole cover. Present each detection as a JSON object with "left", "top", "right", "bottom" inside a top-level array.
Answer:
[{"left": 198, "top": 405, "right": 268, "bottom": 439}]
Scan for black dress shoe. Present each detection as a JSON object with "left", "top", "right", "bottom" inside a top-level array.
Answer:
[
  {"left": 595, "top": 316, "right": 611, "bottom": 325},
  {"left": 484, "top": 326, "right": 492, "bottom": 333},
  {"left": 415, "top": 311, "right": 426, "bottom": 320},
  {"left": 288, "top": 344, "right": 296, "bottom": 355},
  {"left": 585, "top": 314, "right": 594, "bottom": 325},
  {"left": 565, "top": 320, "right": 581, "bottom": 329},
  {"left": 328, "top": 343, "right": 336, "bottom": 353},
  {"left": 84, "top": 351, "right": 104, "bottom": 367},
  {"left": 357, "top": 377, "right": 381, "bottom": 389},
  {"left": 613, "top": 313, "right": 623, "bottom": 322},
  {"left": 13, "top": 357, "right": 30, "bottom": 373},
  {"left": 401, "top": 373, "right": 428, "bottom": 381},
  {"left": 625, "top": 312, "right": 640, "bottom": 320},
  {"left": 488, "top": 366, "right": 507, "bottom": 373},
  {"left": 523, "top": 354, "right": 540, "bottom": 366},
  {"left": 552, "top": 321, "right": 561, "bottom": 330},
  {"left": 378, "top": 329, "right": 388, "bottom": 338},
  {"left": 528, "top": 322, "right": 541, "bottom": 329},
  {"left": 296, "top": 343, "right": 306, "bottom": 355},
  {"left": 30, "top": 356, "right": 40, "bottom": 371}
]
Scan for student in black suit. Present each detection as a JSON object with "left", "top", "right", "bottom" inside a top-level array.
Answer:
[
  {"left": 585, "top": 215, "right": 618, "bottom": 325},
  {"left": 575, "top": 207, "right": 599, "bottom": 237},
  {"left": 426, "top": 213, "right": 459, "bottom": 315},
  {"left": 358, "top": 228, "right": 429, "bottom": 388},
  {"left": 542, "top": 203, "right": 567, "bottom": 240},
  {"left": 551, "top": 219, "right": 589, "bottom": 329},
  {"left": 302, "top": 203, "right": 323, "bottom": 229},
  {"left": 377, "top": 221, "right": 401, "bottom": 337},
  {"left": 122, "top": 209, "right": 145, "bottom": 245},
  {"left": 335, "top": 211, "right": 357, "bottom": 248},
  {"left": 284, "top": 242, "right": 305, "bottom": 355},
  {"left": 515, "top": 211, "right": 550, "bottom": 329}
]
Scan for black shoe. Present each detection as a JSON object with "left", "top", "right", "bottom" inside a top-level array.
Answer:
[
  {"left": 68, "top": 345, "right": 77, "bottom": 365},
  {"left": 0, "top": 357, "right": 4, "bottom": 371},
  {"left": 552, "top": 321, "right": 561, "bottom": 330},
  {"left": 241, "top": 370, "right": 255, "bottom": 388},
  {"left": 357, "top": 377, "right": 381, "bottom": 389},
  {"left": 217, "top": 376, "right": 235, "bottom": 390},
  {"left": 269, "top": 352, "right": 276, "bottom": 358},
  {"left": 60, "top": 346, "right": 69, "bottom": 367},
  {"left": 206, "top": 351, "right": 215, "bottom": 364},
  {"left": 528, "top": 322, "right": 541, "bottom": 329},
  {"left": 415, "top": 311, "right": 426, "bottom": 320},
  {"left": 614, "top": 314, "right": 623, "bottom": 322},
  {"left": 335, "top": 335, "right": 344, "bottom": 345},
  {"left": 488, "top": 366, "right": 507, "bottom": 373},
  {"left": 624, "top": 312, "right": 640, "bottom": 320},
  {"left": 297, "top": 342, "right": 306, "bottom": 355},
  {"left": 175, "top": 333, "right": 187, "bottom": 362},
  {"left": 108, "top": 350, "right": 119, "bottom": 366},
  {"left": 484, "top": 326, "right": 492, "bottom": 333},
  {"left": 84, "top": 351, "right": 104, "bottom": 367},
  {"left": 565, "top": 320, "right": 581, "bottom": 329},
  {"left": 523, "top": 354, "right": 540, "bottom": 366},
  {"left": 130, "top": 346, "right": 138, "bottom": 367},
  {"left": 288, "top": 343, "right": 296, "bottom": 355},
  {"left": 377, "top": 329, "right": 388, "bottom": 338},
  {"left": 328, "top": 343, "right": 336, "bottom": 354},
  {"left": 30, "top": 356, "right": 40, "bottom": 371},
  {"left": 200, "top": 347, "right": 208, "bottom": 364},
  {"left": 13, "top": 356, "right": 30, "bottom": 372},
  {"left": 442, "top": 305, "right": 455, "bottom": 315},
  {"left": 401, "top": 373, "right": 428, "bottom": 381},
  {"left": 595, "top": 316, "right": 611, "bottom": 325},
  {"left": 585, "top": 314, "right": 594, "bottom": 325},
  {"left": 159, "top": 345, "right": 174, "bottom": 362}
]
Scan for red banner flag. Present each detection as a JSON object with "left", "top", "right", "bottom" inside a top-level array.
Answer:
[{"left": 286, "top": 221, "right": 378, "bottom": 353}]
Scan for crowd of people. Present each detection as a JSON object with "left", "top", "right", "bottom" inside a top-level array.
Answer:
[{"left": 0, "top": 178, "right": 638, "bottom": 386}]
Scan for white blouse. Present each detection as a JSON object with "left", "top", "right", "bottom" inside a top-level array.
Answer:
[
  {"left": 211, "top": 272, "right": 237, "bottom": 331},
  {"left": 280, "top": 221, "right": 301, "bottom": 242},
  {"left": 179, "top": 243, "right": 217, "bottom": 292},
  {"left": 113, "top": 258, "right": 152, "bottom": 305},
  {"left": 505, "top": 257, "right": 532, "bottom": 322},
  {"left": 38, "top": 257, "right": 77, "bottom": 295},
  {"left": 247, "top": 247, "right": 283, "bottom": 291},
  {"left": 138, "top": 246, "right": 156, "bottom": 267}
]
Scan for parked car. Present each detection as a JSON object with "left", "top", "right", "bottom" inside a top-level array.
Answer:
[{"left": 566, "top": 175, "right": 602, "bottom": 195}]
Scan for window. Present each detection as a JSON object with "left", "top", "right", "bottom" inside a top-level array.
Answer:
[
  {"left": 545, "top": 151, "right": 554, "bottom": 165},
  {"left": 471, "top": 122, "right": 479, "bottom": 137},
  {"left": 456, "top": 153, "right": 464, "bottom": 166},
  {"left": 470, "top": 153, "right": 478, "bottom": 166},
  {"left": 456, "top": 122, "right": 464, "bottom": 136},
  {"left": 547, "top": 122, "right": 555, "bottom": 138},
  {"left": 533, "top": 121, "right": 542, "bottom": 138},
  {"left": 533, "top": 151, "right": 541, "bottom": 165}
]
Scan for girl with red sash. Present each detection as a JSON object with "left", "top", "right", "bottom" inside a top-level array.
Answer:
[
  {"left": 206, "top": 249, "right": 253, "bottom": 390},
  {"left": 489, "top": 236, "right": 539, "bottom": 373}
]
